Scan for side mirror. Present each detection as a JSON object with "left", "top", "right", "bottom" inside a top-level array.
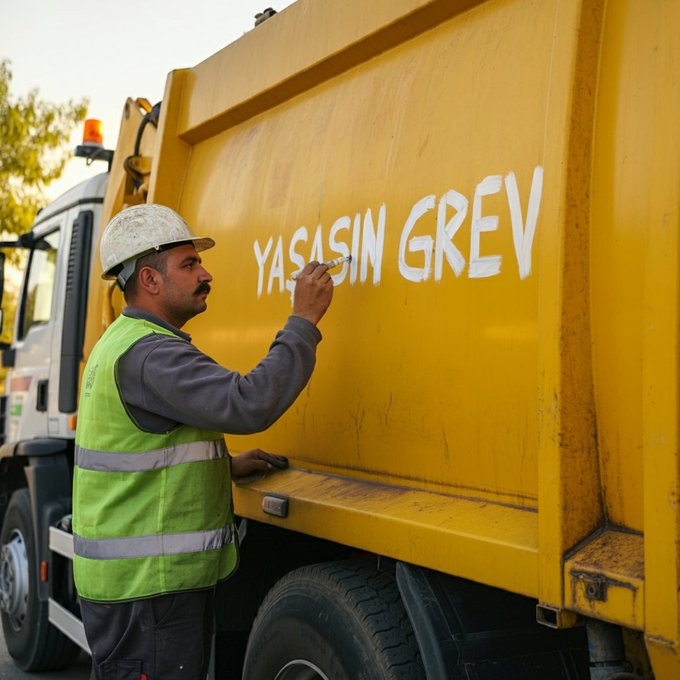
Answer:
[
  {"left": 0, "top": 251, "right": 5, "bottom": 340},
  {"left": 0, "top": 250, "right": 5, "bottom": 305},
  {"left": 0, "top": 239, "right": 28, "bottom": 350}
]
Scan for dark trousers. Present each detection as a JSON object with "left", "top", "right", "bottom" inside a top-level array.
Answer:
[{"left": 80, "top": 589, "right": 215, "bottom": 680}]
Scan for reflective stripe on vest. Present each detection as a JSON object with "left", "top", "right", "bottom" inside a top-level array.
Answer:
[
  {"left": 73, "top": 525, "right": 233, "bottom": 560},
  {"left": 75, "top": 439, "right": 228, "bottom": 472}
]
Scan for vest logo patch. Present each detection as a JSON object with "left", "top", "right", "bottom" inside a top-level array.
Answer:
[{"left": 84, "top": 363, "right": 98, "bottom": 397}]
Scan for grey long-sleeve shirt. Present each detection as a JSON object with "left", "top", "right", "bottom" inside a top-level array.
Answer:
[{"left": 116, "top": 308, "right": 322, "bottom": 435}]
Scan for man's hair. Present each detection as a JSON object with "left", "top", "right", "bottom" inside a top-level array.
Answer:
[{"left": 123, "top": 250, "right": 169, "bottom": 301}]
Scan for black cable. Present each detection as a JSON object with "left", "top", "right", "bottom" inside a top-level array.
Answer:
[
  {"left": 128, "top": 101, "right": 162, "bottom": 188},
  {"left": 133, "top": 101, "right": 161, "bottom": 158}
]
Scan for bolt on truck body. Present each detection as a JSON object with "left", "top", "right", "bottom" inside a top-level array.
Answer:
[{"left": 0, "top": 1, "right": 677, "bottom": 678}]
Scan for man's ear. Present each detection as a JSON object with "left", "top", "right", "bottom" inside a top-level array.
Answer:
[{"left": 138, "top": 267, "right": 161, "bottom": 295}]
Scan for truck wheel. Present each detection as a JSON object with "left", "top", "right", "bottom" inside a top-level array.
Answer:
[
  {"left": 242, "top": 560, "right": 425, "bottom": 680},
  {"left": 0, "top": 488, "right": 79, "bottom": 670}
]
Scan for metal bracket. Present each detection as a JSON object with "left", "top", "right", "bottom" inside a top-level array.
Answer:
[
  {"left": 536, "top": 603, "right": 580, "bottom": 629},
  {"left": 572, "top": 571, "right": 608, "bottom": 602}
]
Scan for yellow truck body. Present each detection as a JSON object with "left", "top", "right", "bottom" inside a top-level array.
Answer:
[{"left": 85, "top": 0, "right": 679, "bottom": 675}]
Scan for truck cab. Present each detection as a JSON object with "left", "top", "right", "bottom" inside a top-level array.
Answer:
[
  {"left": 0, "top": 172, "right": 106, "bottom": 669},
  {"left": 2, "top": 174, "right": 106, "bottom": 442}
]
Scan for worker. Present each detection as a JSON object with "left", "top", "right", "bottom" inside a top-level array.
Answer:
[{"left": 71, "top": 204, "right": 334, "bottom": 680}]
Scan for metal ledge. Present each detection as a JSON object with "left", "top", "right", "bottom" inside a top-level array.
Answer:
[
  {"left": 48, "top": 598, "right": 90, "bottom": 653},
  {"left": 233, "top": 467, "right": 539, "bottom": 598},
  {"left": 49, "top": 526, "right": 74, "bottom": 559}
]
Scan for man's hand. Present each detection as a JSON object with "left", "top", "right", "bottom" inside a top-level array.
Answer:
[
  {"left": 231, "top": 448, "right": 289, "bottom": 479},
  {"left": 292, "top": 262, "right": 334, "bottom": 325}
]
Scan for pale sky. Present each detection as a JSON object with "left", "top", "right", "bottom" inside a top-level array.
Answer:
[{"left": 0, "top": 0, "right": 295, "bottom": 200}]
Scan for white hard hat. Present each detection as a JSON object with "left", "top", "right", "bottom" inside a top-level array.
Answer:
[{"left": 100, "top": 204, "right": 215, "bottom": 288}]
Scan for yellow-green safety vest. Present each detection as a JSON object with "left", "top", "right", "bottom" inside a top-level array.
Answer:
[{"left": 72, "top": 314, "right": 238, "bottom": 602}]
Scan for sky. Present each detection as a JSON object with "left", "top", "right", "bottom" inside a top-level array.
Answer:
[{"left": 0, "top": 0, "right": 295, "bottom": 200}]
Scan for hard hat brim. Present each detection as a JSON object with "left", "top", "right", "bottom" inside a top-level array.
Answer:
[{"left": 101, "top": 235, "right": 215, "bottom": 279}]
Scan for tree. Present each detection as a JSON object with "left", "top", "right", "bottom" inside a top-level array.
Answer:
[
  {"left": 0, "top": 59, "right": 87, "bottom": 236},
  {"left": 0, "top": 61, "right": 87, "bottom": 350}
]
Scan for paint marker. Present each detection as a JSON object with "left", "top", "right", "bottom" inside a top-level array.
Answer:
[{"left": 291, "top": 255, "right": 352, "bottom": 280}]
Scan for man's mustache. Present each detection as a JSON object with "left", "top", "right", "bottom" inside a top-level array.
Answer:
[{"left": 194, "top": 282, "right": 211, "bottom": 296}]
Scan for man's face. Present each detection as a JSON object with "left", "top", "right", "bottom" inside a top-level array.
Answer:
[{"left": 156, "top": 243, "right": 213, "bottom": 327}]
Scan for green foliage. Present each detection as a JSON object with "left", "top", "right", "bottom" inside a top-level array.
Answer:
[{"left": 0, "top": 59, "right": 88, "bottom": 236}]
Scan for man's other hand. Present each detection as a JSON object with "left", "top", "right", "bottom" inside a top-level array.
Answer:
[{"left": 231, "top": 449, "right": 289, "bottom": 479}]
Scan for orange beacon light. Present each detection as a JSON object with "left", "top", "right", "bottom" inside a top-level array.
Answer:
[
  {"left": 82, "top": 118, "right": 104, "bottom": 146},
  {"left": 75, "top": 118, "right": 113, "bottom": 167}
]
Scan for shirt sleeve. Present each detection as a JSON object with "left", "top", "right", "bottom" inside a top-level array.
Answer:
[{"left": 116, "top": 316, "right": 322, "bottom": 434}]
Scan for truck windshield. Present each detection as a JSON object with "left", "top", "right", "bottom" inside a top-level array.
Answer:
[{"left": 21, "top": 230, "right": 60, "bottom": 339}]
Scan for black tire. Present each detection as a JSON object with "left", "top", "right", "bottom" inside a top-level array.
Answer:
[
  {"left": 242, "top": 560, "right": 425, "bottom": 680},
  {"left": 0, "top": 488, "right": 80, "bottom": 670}
]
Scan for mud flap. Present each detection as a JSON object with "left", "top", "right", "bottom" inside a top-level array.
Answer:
[{"left": 396, "top": 562, "right": 589, "bottom": 680}]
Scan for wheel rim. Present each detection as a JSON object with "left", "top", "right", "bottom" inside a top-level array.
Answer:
[
  {"left": 274, "top": 659, "right": 330, "bottom": 680},
  {"left": 0, "top": 529, "right": 29, "bottom": 631}
]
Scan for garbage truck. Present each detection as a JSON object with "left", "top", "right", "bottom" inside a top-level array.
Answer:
[{"left": 0, "top": 0, "right": 678, "bottom": 677}]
